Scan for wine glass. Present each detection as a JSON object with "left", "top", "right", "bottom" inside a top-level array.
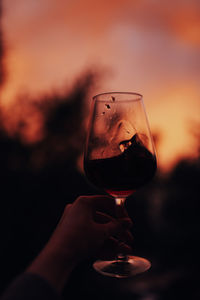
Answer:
[{"left": 84, "top": 92, "right": 157, "bottom": 278}]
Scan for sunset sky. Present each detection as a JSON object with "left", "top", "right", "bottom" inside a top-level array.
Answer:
[{"left": 1, "top": 0, "right": 200, "bottom": 171}]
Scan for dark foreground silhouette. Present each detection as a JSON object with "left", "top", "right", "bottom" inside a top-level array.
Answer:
[{"left": 0, "top": 76, "right": 199, "bottom": 299}]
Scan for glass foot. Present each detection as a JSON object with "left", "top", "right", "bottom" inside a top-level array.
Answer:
[{"left": 93, "top": 256, "right": 151, "bottom": 278}]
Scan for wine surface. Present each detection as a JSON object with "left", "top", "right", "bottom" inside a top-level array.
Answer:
[{"left": 84, "top": 134, "right": 156, "bottom": 195}]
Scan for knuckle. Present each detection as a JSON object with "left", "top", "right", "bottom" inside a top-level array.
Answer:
[
  {"left": 77, "top": 196, "right": 90, "bottom": 205},
  {"left": 64, "top": 203, "right": 72, "bottom": 213}
]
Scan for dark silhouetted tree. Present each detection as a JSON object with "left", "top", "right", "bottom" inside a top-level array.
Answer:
[{"left": 0, "top": 70, "right": 97, "bottom": 294}]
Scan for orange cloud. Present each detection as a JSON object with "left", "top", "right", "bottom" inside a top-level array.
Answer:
[{"left": 126, "top": 0, "right": 200, "bottom": 46}]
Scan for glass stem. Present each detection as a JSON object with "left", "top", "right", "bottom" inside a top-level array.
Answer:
[
  {"left": 115, "top": 197, "right": 128, "bottom": 262},
  {"left": 115, "top": 197, "right": 126, "bottom": 206}
]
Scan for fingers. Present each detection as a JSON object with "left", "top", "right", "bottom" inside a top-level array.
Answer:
[
  {"left": 118, "top": 217, "right": 133, "bottom": 229},
  {"left": 95, "top": 212, "right": 133, "bottom": 228},
  {"left": 99, "top": 237, "right": 133, "bottom": 260},
  {"left": 100, "top": 219, "right": 121, "bottom": 238},
  {"left": 73, "top": 195, "right": 134, "bottom": 254},
  {"left": 58, "top": 203, "right": 72, "bottom": 225},
  {"left": 94, "top": 211, "right": 133, "bottom": 247},
  {"left": 94, "top": 211, "right": 115, "bottom": 223},
  {"left": 114, "top": 229, "right": 134, "bottom": 246},
  {"left": 76, "top": 195, "right": 131, "bottom": 221},
  {"left": 76, "top": 195, "right": 116, "bottom": 215},
  {"left": 102, "top": 217, "right": 133, "bottom": 246},
  {"left": 64, "top": 203, "right": 72, "bottom": 213},
  {"left": 99, "top": 237, "right": 119, "bottom": 259},
  {"left": 115, "top": 203, "right": 129, "bottom": 218},
  {"left": 118, "top": 242, "right": 132, "bottom": 255},
  {"left": 99, "top": 216, "right": 133, "bottom": 239}
]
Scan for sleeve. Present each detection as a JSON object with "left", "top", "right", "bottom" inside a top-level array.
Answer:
[{"left": 1, "top": 272, "right": 63, "bottom": 300}]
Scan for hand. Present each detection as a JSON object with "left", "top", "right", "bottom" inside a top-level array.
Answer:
[
  {"left": 50, "top": 195, "right": 133, "bottom": 260},
  {"left": 27, "top": 195, "right": 133, "bottom": 292}
]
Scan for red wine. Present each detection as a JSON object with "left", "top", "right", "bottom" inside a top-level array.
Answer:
[{"left": 84, "top": 134, "right": 156, "bottom": 197}]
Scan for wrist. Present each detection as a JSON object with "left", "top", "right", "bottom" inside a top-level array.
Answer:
[{"left": 27, "top": 243, "right": 78, "bottom": 293}]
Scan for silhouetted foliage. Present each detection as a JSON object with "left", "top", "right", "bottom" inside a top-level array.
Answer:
[
  {"left": 124, "top": 154, "right": 200, "bottom": 299},
  {"left": 0, "top": 80, "right": 199, "bottom": 299},
  {"left": 0, "top": 4, "right": 199, "bottom": 296},
  {"left": 0, "top": 73, "right": 99, "bottom": 294}
]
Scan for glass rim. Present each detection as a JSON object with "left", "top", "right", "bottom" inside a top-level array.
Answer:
[{"left": 93, "top": 92, "right": 143, "bottom": 102}]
